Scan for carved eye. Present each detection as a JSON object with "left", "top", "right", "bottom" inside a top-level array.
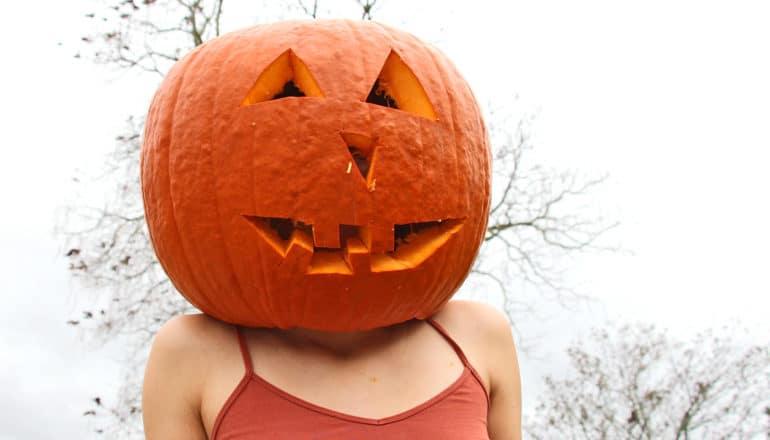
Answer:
[
  {"left": 242, "top": 50, "right": 324, "bottom": 105},
  {"left": 365, "top": 50, "right": 436, "bottom": 120}
]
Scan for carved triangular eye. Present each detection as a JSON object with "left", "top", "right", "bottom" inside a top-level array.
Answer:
[
  {"left": 366, "top": 51, "right": 436, "bottom": 120},
  {"left": 242, "top": 50, "right": 324, "bottom": 106}
]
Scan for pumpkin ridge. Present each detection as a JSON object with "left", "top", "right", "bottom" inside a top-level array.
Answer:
[
  {"left": 424, "top": 46, "right": 472, "bottom": 312},
  {"left": 219, "top": 32, "right": 282, "bottom": 325},
  {"left": 152, "top": 50, "right": 223, "bottom": 317},
  {"left": 250, "top": 56, "right": 298, "bottom": 328},
  {"left": 449, "top": 53, "right": 488, "bottom": 298},
  {"left": 178, "top": 51, "right": 253, "bottom": 319},
  {"left": 344, "top": 19, "right": 373, "bottom": 104},
  {"left": 165, "top": 48, "right": 233, "bottom": 318},
  {"left": 208, "top": 38, "right": 279, "bottom": 323},
  {"left": 209, "top": 36, "right": 276, "bottom": 325}
]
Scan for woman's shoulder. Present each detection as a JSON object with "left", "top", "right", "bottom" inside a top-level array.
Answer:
[
  {"left": 147, "top": 313, "right": 243, "bottom": 394},
  {"left": 144, "top": 314, "right": 239, "bottom": 439},
  {"left": 152, "top": 313, "right": 234, "bottom": 357},
  {"left": 431, "top": 301, "right": 518, "bottom": 389},
  {"left": 432, "top": 299, "right": 513, "bottom": 345}
]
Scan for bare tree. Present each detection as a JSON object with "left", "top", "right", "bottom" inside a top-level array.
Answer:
[
  {"left": 59, "top": 0, "right": 613, "bottom": 436},
  {"left": 472, "top": 110, "right": 615, "bottom": 326},
  {"left": 525, "top": 323, "right": 770, "bottom": 439},
  {"left": 356, "top": 0, "right": 377, "bottom": 20}
]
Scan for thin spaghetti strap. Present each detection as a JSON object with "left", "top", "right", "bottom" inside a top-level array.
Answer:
[
  {"left": 234, "top": 326, "right": 253, "bottom": 374},
  {"left": 426, "top": 318, "right": 472, "bottom": 366},
  {"left": 427, "top": 318, "right": 490, "bottom": 403}
]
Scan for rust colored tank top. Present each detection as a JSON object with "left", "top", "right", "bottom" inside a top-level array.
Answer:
[{"left": 210, "top": 319, "right": 490, "bottom": 439}]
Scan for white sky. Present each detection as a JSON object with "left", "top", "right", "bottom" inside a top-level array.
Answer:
[{"left": 1, "top": 0, "right": 769, "bottom": 438}]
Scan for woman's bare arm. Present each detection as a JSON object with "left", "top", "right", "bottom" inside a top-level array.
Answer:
[
  {"left": 435, "top": 300, "right": 522, "bottom": 440},
  {"left": 484, "top": 307, "right": 522, "bottom": 440},
  {"left": 142, "top": 316, "right": 208, "bottom": 440}
]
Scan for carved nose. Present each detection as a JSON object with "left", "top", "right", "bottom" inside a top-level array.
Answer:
[{"left": 340, "top": 132, "right": 376, "bottom": 184}]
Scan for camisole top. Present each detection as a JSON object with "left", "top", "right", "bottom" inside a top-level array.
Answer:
[{"left": 210, "top": 319, "right": 490, "bottom": 439}]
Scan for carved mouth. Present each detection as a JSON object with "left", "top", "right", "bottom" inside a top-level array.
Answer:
[{"left": 242, "top": 215, "right": 464, "bottom": 275}]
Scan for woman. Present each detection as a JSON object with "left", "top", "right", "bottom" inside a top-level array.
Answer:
[
  {"left": 142, "top": 299, "right": 521, "bottom": 439},
  {"left": 139, "top": 18, "right": 520, "bottom": 439}
]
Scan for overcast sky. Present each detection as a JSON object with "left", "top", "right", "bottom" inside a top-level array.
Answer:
[{"left": 1, "top": 1, "right": 769, "bottom": 438}]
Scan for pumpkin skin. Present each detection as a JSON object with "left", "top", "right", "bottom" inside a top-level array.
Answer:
[{"left": 141, "top": 20, "right": 490, "bottom": 331}]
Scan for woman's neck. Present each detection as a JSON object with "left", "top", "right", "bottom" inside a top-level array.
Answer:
[{"left": 276, "top": 319, "right": 417, "bottom": 357}]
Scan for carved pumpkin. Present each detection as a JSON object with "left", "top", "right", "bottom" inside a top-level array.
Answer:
[{"left": 141, "top": 20, "right": 490, "bottom": 331}]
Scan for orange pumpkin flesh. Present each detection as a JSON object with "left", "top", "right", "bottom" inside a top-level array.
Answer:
[{"left": 141, "top": 20, "right": 491, "bottom": 331}]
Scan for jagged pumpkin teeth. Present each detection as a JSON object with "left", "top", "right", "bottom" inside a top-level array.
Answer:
[{"left": 141, "top": 20, "right": 490, "bottom": 331}]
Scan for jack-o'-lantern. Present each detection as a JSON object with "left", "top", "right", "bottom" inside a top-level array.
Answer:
[{"left": 141, "top": 20, "right": 490, "bottom": 331}]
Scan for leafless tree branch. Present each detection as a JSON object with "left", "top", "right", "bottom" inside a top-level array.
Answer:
[
  {"left": 298, "top": 0, "right": 319, "bottom": 18},
  {"left": 356, "top": 0, "right": 377, "bottom": 20},
  {"left": 525, "top": 324, "right": 770, "bottom": 439}
]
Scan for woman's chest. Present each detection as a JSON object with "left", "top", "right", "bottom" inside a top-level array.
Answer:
[
  {"left": 211, "top": 372, "right": 489, "bottom": 440},
  {"left": 251, "top": 346, "right": 467, "bottom": 415},
  {"left": 202, "top": 334, "right": 468, "bottom": 426},
  {"left": 200, "top": 323, "right": 490, "bottom": 437}
]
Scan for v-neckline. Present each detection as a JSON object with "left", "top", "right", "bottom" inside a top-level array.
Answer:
[{"left": 247, "top": 366, "right": 471, "bottom": 425}]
